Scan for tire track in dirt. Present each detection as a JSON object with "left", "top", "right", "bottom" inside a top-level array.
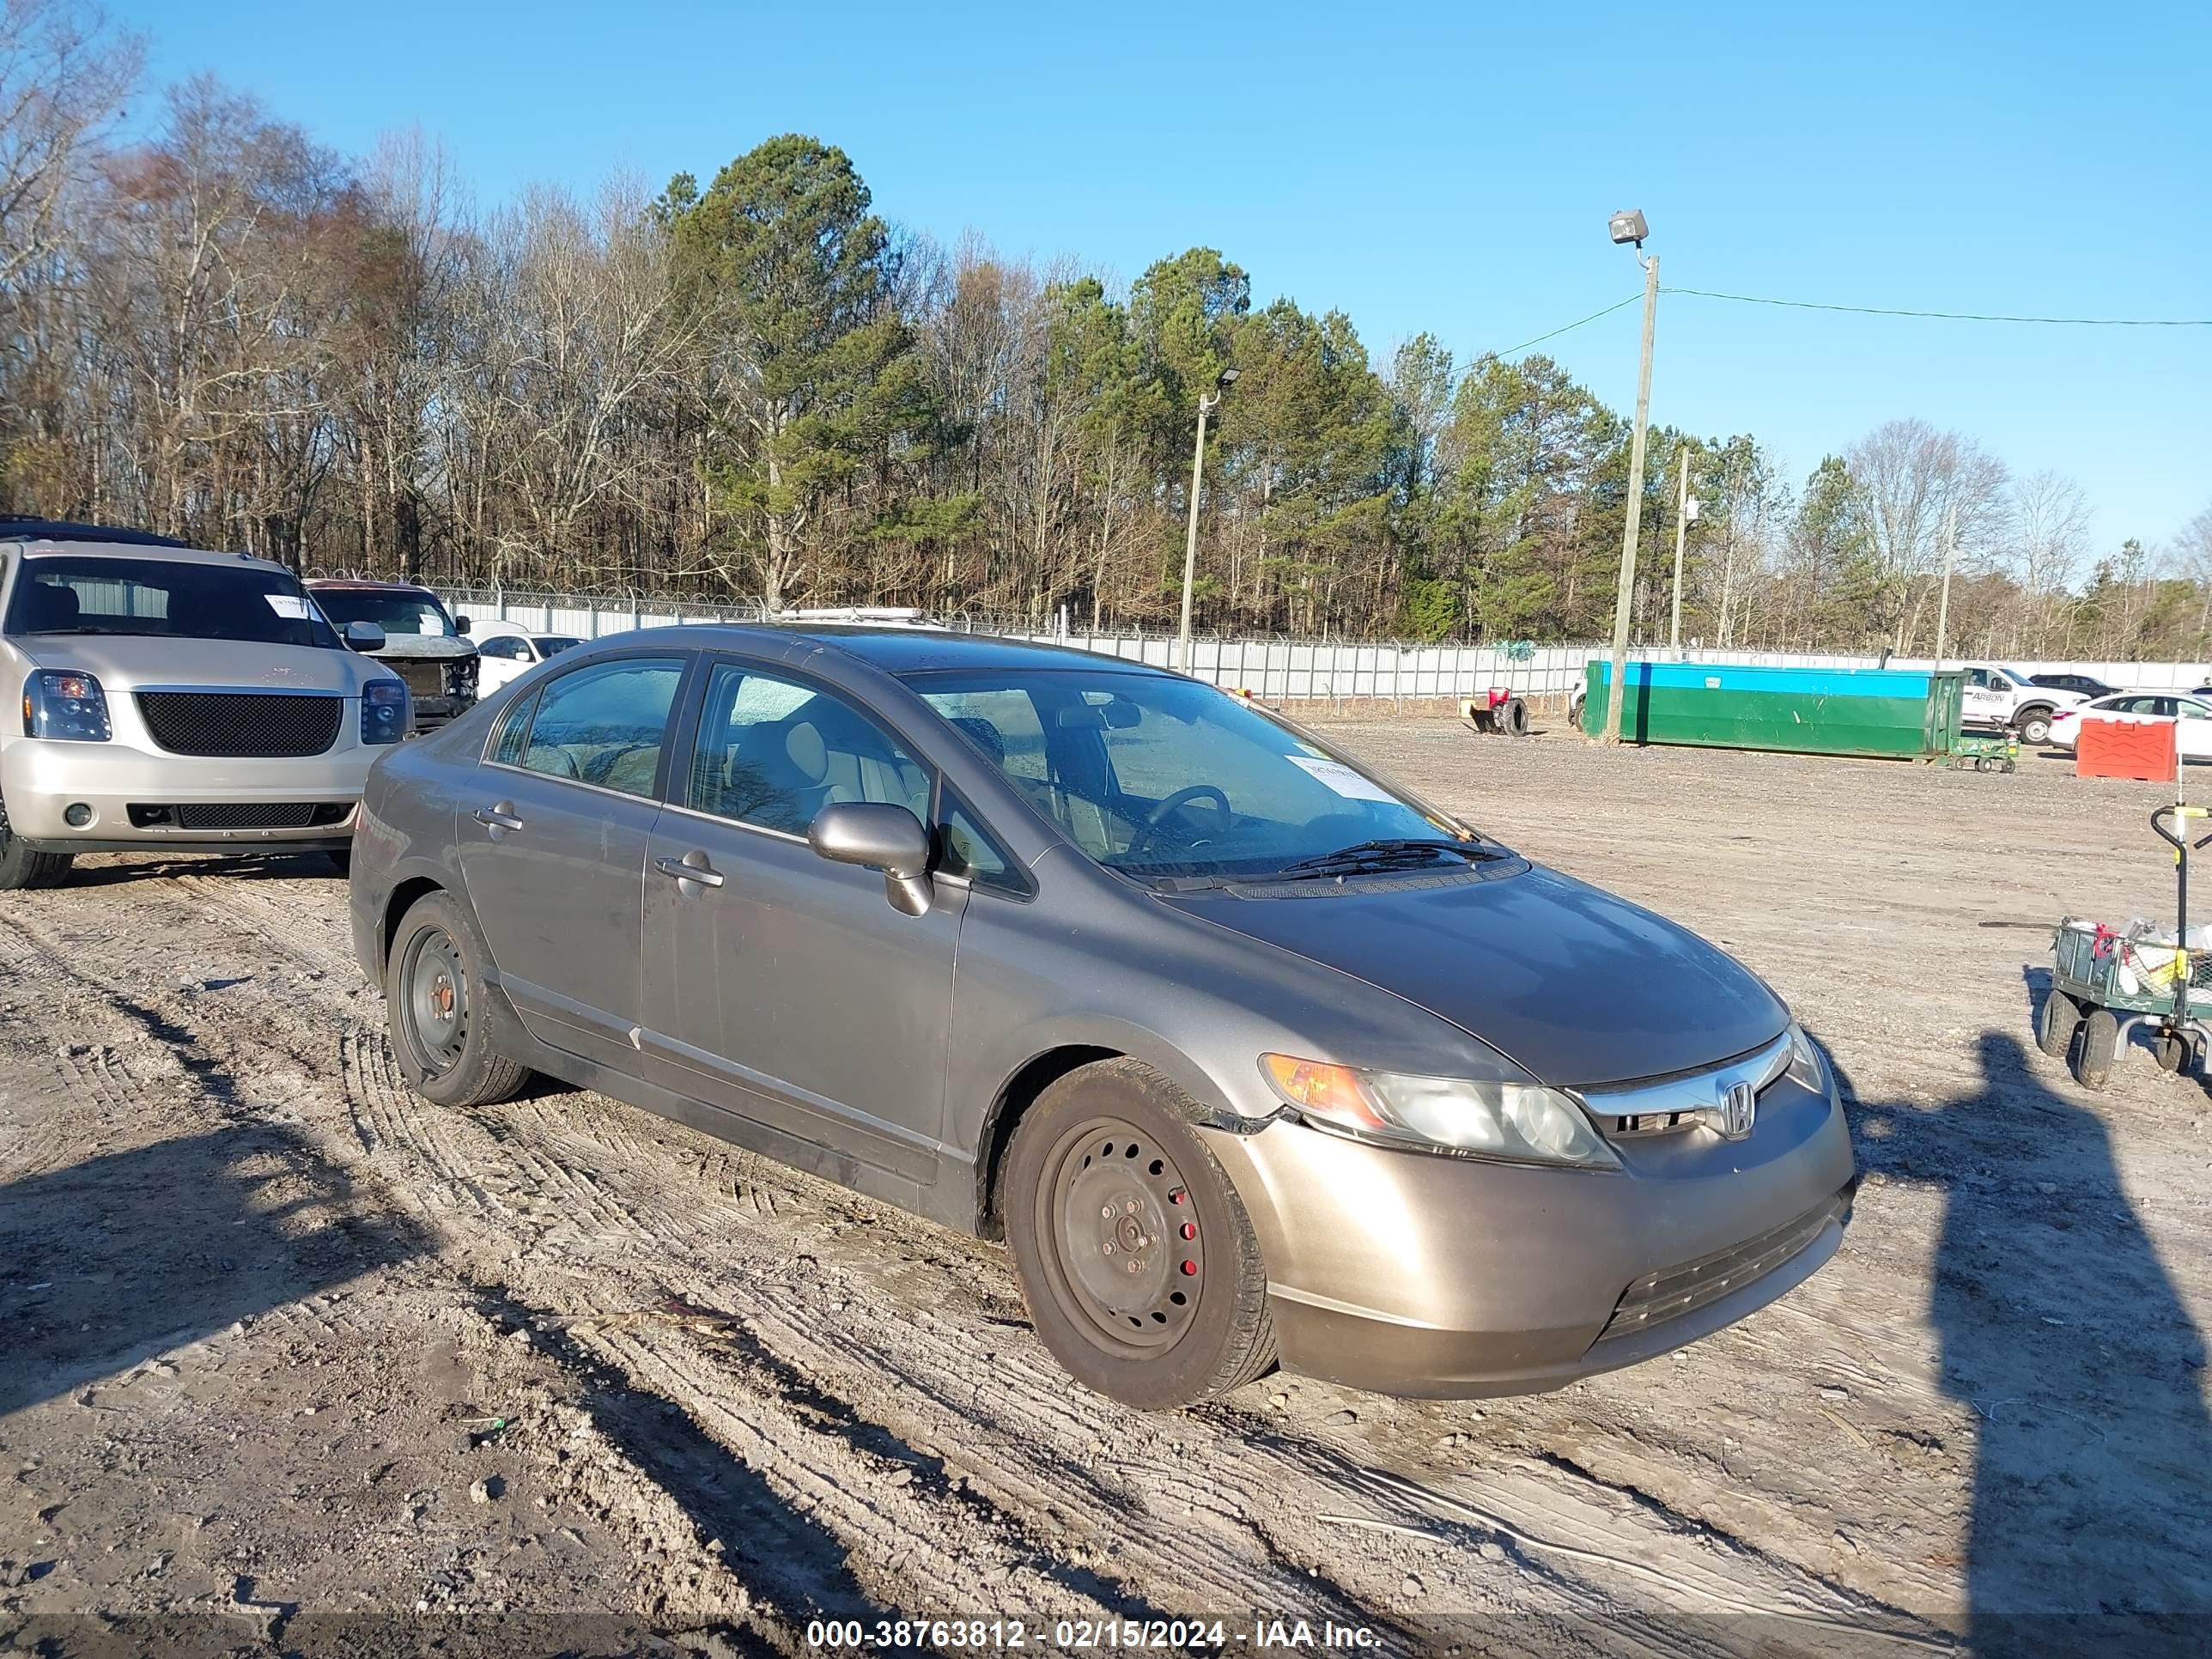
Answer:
[
  {"left": 0, "top": 889, "right": 1484, "bottom": 1637},
  {"left": 3, "top": 842, "right": 2008, "bottom": 1648}
]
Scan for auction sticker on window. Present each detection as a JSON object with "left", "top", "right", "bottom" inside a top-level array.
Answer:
[{"left": 1285, "top": 754, "right": 1396, "bottom": 804}]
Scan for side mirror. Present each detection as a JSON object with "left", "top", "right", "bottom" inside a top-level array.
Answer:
[
  {"left": 808, "top": 801, "right": 934, "bottom": 916},
  {"left": 453, "top": 614, "right": 471, "bottom": 635},
  {"left": 343, "top": 620, "right": 386, "bottom": 652}
]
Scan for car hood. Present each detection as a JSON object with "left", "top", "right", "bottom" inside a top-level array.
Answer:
[
  {"left": 14, "top": 635, "right": 382, "bottom": 695},
  {"left": 364, "top": 635, "right": 475, "bottom": 662},
  {"left": 1165, "top": 861, "right": 1788, "bottom": 1088}
]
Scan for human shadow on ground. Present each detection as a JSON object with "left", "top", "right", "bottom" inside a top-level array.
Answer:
[
  {"left": 0, "top": 1122, "right": 430, "bottom": 1418},
  {"left": 1838, "top": 1030, "right": 2210, "bottom": 1657}
]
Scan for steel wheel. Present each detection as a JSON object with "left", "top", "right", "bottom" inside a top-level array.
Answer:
[
  {"left": 398, "top": 923, "right": 470, "bottom": 1078},
  {"left": 383, "top": 890, "right": 530, "bottom": 1108},
  {"left": 1035, "top": 1116, "right": 1204, "bottom": 1354},
  {"left": 1003, "top": 1060, "right": 1275, "bottom": 1409}
]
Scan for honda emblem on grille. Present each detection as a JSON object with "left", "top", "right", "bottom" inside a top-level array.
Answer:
[{"left": 1718, "top": 1080, "right": 1757, "bottom": 1139}]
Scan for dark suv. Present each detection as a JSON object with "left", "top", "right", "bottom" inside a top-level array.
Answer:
[
  {"left": 307, "top": 580, "right": 478, "bottom": 731},
  {"left": 2029, "top": 672, "right": 2120, "bottom": 700}
]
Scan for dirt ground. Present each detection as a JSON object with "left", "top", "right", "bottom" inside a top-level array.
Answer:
[{"left": 3, "top": 726, "right": 2209, "bottom": 1658}]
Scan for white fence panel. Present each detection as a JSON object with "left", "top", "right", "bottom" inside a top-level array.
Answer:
[{"left": 440, "top": 589, "right": 2212, "bottom": 705}]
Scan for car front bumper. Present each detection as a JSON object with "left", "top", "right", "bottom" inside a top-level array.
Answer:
[
  {"left": 408, "top": 694, "right": 472, "bottom": 732},
  {"left": 2, "top": 736, "right": 373, "bottom": 854},
  {"left": 1199, "top": 1071, "right": 1856, "bottom": 1398}
]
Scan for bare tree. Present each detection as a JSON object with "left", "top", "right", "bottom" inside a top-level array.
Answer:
[
  {"left": 1844, "top": 418, "right": 2010, "bottom": 653},
  {"left": 0, "top": 0, "right": 138, "bottom": 289},
  {"left": 2002, "top": 468, "right": 2093, "bottom": 653}
]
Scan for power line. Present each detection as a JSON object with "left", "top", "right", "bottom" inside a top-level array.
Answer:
[
  {"left": 1493, "top": 293, "right": 1642, "bottom": 357},
  {"left": 1663, "top": 286, "right": 2212, "bottom": 327}
]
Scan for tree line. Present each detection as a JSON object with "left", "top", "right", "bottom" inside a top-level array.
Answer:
[{"left": 1, "top": 0, "right": 2206, "bottom": 657}]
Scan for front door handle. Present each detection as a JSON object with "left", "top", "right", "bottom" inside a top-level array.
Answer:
[
  {"left": 473, "top": 803, "right": 524, "bottom": 832},
  {"left": 654, "top": 854, "right": 724, "bottom": 889}
]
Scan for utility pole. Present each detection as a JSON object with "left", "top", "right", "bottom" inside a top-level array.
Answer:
[
  {"left": 1602, "top": 246, "right": 1660, "bottom": 742},
  {"left": 1669, "top": 444, "right": 1690, "bottom": 653},
  {"left": 1933, "top": 502, "right": 1957, "bottom": 669},
  {"left": 1176, "top": 368, "right": 1238, "bottom": 672}
]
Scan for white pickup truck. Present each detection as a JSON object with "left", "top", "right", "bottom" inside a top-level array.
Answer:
[{"left": 1959, "top": 663, "right": 2087, "bottom": 746}]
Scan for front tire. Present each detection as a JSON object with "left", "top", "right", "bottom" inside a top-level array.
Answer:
[
  {"left": 2018, "top": 707, "right": 2055, "bottom": 746},
  {"left": 2036, "top": 988, "right": 2081, "bottom": 1059},
  {"left": 386, "top": 890, "right": 530, "bottom": 1108},
  {"left": 1004, "top": 1060, "right": 1275, "bottom": 1410},
  {"left": 0, "top": 791, "right": 72, "bottom": 891},
  {"left": 2075, "top": 1008, "right": 2119, "bottom": 1091}
]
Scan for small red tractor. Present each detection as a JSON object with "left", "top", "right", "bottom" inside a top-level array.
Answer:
[{"left": 1459, "top": 687, "right": 1530, "bottom": 737}]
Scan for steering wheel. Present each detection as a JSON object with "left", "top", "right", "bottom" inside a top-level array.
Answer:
[{"left": 1127, "top": 785, "right": 1233, "bottom": 858}]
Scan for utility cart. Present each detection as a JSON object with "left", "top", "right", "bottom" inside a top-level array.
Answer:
[
  {"left": 1948, "top": 730, "right": 2019, "bottom": 773},
  {"left": 2041, "top": 805, "right": 2212, "bottom": 1087}
]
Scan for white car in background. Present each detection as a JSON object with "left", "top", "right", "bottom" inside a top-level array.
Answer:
[
  {"left": 470, "top": 626, "right": 582, "bottom": 692},
  {"left": 2047, "top": 692, "right": 2212, "bottom": 760}
]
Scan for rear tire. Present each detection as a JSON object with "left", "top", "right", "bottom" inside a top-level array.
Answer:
[
  {"left": 1004, "top": 1059, "right": 1275, "bottom": 1410},
  {"left": 386, "top": 889, "right": 531, "bottom": 1108},
  {"left": 2154, "top": 1031, "right": 2190, "bottom": 1074},
  {"left": 2036, "top": 989, "right": 2081, "bottom": 1060},
  {"left": 0, "top": 792, "right": 72, "bottom": 891},
  {"left": 2075, "top": 1008, "right": 2119, "bottom": 1091}
]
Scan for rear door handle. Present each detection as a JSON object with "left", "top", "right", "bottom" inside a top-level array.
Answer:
[
  {"left": 472, "top": 804, "right": 524, "bottom": 831},
  {"left": 654, "top": 854, "right": 724, "bottom": 889}
]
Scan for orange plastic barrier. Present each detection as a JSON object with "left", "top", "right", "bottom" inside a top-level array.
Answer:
[{"left": 2076, "top": 715, "right": 2177, "bottom": 781}]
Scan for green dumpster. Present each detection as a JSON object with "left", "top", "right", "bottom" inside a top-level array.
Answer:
[{"left": 1580, "top": 661, "right": 1966, "bottom": 759}]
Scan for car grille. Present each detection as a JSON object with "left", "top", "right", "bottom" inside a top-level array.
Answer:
[
  {"left": 128, "top": 802, "right": 352, "bottom": 831},
  {"left": 392, "top": 659, "right": 447, "bottom": 700},
  {"left": 136, "top": 692, "right": 343, "bottom": 758},
  {"left": 1595, "top": 1189, "right": 1850, "bottom": 1345}
]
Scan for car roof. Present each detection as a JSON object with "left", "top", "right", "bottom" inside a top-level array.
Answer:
[
  {"left": 1, "top": 520, "right": 293, "bottom": 574},
  {"left": 0, "top": 517, "right": 195, "bottom": 550},
  {"left": 645, "top": 622, "right": 1177, "bottom": 678},
  {"left": 304, "top": 578, "right": 444, "bottom": 595}
]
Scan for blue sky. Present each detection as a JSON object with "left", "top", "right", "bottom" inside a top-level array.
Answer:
[{"left": 113, "top": 0, "right": 2209, "bottom": 554}]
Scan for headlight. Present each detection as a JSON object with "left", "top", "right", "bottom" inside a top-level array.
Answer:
[
  {"left": 22, "top": 670, "right": 111, "bottom": 741},
  {"left": 1786, "top": 1022, "right": 1827, "bottom": 1094},
  {"left": 362, "top": 678, "right": 410, "bottom": 744},
  {"left": 1261, "top": 1054, "right": 1619, "bottom": 1170}
]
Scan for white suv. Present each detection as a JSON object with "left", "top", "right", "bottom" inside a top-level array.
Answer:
[{"left": 0, "top": 520, "right": 410, "bottom": 889}]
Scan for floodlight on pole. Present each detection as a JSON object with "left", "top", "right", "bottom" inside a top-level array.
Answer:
[
  {"left": 1176, "top": 368, "right": 1238, "bottom": 672},
  {"left": 1601, "top": 210, "right": 1660, "bottom": 742}
]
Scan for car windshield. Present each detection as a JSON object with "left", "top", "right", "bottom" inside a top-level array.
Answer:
[
  {"left": 4, "top": 556, "right": 340, "bottom": 647},
  {"left": 314, "top": 590, "right": 457, "bottom": 636},
  {"left": 908, "top": 668, "right": 1477, "bottom": 879}
]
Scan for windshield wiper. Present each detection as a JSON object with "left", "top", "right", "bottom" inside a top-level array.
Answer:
[{"left": 1275, "top": 838, "right": 1496, "bottom": 879}]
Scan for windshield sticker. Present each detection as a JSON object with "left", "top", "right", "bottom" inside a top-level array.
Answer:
[
  {"left": 264, "top": 593, "right": 308, "bottom": 619},
  {"left": 1285, "top": 755, "right": 1397, "bottom": 803}
]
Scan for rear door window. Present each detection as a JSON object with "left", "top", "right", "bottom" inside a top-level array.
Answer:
[{"left": 507, "top": 658, "right": 685, "bottom": 798}]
